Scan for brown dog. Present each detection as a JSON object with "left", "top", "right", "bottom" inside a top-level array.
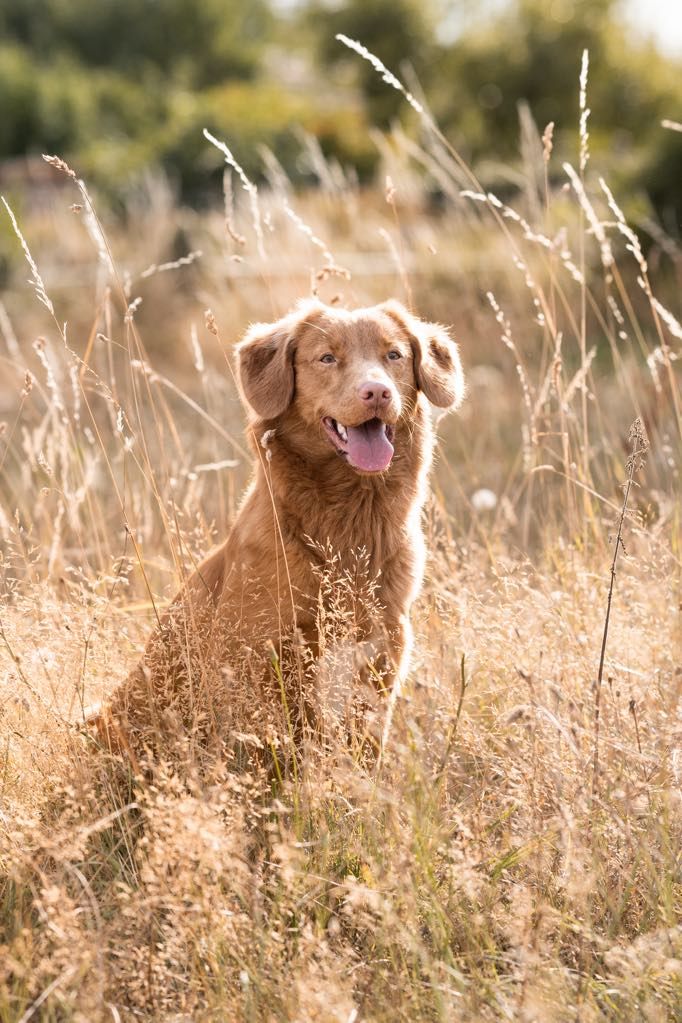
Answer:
[{"left": 96, "top": 299, "right": 464, "bottom": 759}]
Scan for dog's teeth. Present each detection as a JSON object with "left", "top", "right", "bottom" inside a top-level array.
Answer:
[{"left": 337, "top": 423, "right": 348, "bottom": 441}]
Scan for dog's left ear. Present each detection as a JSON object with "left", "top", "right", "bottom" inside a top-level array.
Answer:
[
  {"left": 381, "top": 300, "right": 465, "bottom": 410},
  {"left": 236, "top": 301, "right": 323, "bottom": 419}
]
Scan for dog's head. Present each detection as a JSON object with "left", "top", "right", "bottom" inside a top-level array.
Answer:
[{"left": 236, "top": 299, "right": 464, "bottom": 474}]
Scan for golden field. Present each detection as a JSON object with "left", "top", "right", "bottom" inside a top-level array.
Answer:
[{"left": 0, "top": 70, "right": 680, "bottom": 1021}]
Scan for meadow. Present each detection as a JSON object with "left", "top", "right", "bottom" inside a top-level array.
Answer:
[{"left": 0, "top": 48, "right": 680, "bottom": 1022}]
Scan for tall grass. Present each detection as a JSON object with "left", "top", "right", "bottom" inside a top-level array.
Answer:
[{"left": 0, "top": 42, "right": 680, "bottom": 1022}]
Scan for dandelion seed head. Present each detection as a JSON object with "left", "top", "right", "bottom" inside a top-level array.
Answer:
[{"left": 471, "top": 488, "right": 498, "bottom": 512}]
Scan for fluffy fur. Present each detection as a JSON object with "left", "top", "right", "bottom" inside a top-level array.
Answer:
[{"left": 95, "top": 299, "right": 464, "bottom": 759}]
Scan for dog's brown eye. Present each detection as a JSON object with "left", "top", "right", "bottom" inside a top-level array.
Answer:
[
  {"left": 319, "top": 353, "right": 336, "bottom": 364},
  {"left": 387, "top": 350, "right": 402, "bottom": 361}
]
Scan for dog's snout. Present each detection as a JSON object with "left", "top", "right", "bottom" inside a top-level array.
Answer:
[{"left": 359, "top": 380, "right": 392, "bottom": 406}]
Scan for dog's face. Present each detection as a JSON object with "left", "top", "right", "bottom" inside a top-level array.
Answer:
[{"left": 237, "top": 300, "right": 464, "bottom": 474}]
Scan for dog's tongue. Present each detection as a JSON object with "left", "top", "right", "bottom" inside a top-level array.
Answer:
[{"left": 346, "top": 419, "right": 394, "bottom": 472}]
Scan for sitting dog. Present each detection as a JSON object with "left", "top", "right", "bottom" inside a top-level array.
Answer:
[{"left": 95, "top": 299, "right": 464, "bottom": 760}]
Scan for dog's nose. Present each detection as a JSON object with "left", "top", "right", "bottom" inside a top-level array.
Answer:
[{"left": 359, "top": 381, "right": 392, "bottom": 406}]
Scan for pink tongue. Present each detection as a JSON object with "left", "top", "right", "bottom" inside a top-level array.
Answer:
[{"left": 346, "top": 419, "right": 394, "bottom": 472}]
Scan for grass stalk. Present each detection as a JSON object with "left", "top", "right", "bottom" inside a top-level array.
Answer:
[{"left": 592, "top": 417, "right": 648, "bottom": 796}]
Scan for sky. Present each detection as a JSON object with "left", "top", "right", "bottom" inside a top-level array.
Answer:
[
  {"left": 625, "top": 0, "right": 682, "bottom": 56},
  {"left": 273, "top": 0, "right": 682, "bottom": 58},
  {"left": 429, "top": 0, "right": 682, "bottom": 58}
]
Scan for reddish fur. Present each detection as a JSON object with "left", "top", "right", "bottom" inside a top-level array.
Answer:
[{"left": 95, "top": 299, "right": 464, "bottom": 758}]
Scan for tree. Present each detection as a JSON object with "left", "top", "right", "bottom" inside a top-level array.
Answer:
[
  {"left": 305, "top": 0, "right": 437, "bottom": 126},
  {"left": 0, "top": 0, "right": 272, "bottom": 87}
]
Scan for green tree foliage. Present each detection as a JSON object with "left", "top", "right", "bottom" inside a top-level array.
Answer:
[
  {"left": 304, "top": 0, "right": 681, "bottom": 229},
  {"left": 0, "top": 44, "right": 166, "bottom": 159},
  {"left": 0, "top": 0, "right": 271, "bottom": 86},
  {"left": 306, "top": 0, "right": 436, "bottom": 126},
  {"left": 433, "top": 0, "right": 677, "bottom": 163},
  {"left": 439, "top": 0, "right": 682, "bottom": 226},
  {"left": 0, "top": 0, "right": 679, "bottom": 228},
  {"left": 0, "top": 0, "right": 374, "bottom": 197}
]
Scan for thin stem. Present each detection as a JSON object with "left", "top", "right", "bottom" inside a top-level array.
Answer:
[
  {"left": 592, "top": 419, "right": 647, "bottom": 796},
  {"left": 437, "top": 654, "right": 468, "bottom": 778}
]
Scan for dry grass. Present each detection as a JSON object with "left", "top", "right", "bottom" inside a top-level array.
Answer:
[{"left": 0, "top": 51, "right": 681, "bottom": 1022}]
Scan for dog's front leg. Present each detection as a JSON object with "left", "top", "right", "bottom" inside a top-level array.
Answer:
[{"left": 359, "top": 611, "right": 412, "bottom": 693}]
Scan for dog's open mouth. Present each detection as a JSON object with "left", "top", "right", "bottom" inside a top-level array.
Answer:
[{"left": 322, "top": 416, "right": 395, "bottom": 473}]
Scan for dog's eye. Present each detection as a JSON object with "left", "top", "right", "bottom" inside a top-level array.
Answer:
[
  {"left": 319, "top": 353, "right": 336, "bottom": 364},
  {"left": 387, "top": 350, "right": 403, "bottom": 361}
]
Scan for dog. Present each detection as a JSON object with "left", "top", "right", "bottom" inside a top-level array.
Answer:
[{"left": 94, "top": 299, "right": 464, "bottom": 760}]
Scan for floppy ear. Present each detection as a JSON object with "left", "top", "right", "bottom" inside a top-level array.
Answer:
[
  {"left": 381, "top": 300, "right": 465, "bottom": 410},
  {"left": 236, "top": 301, "right": 322, "bottom": 419}
]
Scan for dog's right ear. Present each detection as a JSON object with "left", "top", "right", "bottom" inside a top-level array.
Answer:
[{"left": 236, "top": 301, "right": 323, "bottom": 420}]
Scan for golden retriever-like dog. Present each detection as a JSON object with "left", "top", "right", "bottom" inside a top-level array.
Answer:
[{"left": 95, "top": 298, "right": 464, "bottom": 759}]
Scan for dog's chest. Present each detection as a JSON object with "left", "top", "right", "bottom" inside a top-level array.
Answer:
[
  {"left": 315, "top": 482, "right": 409, "bottom": 552},
  {"left": 287, "top": 482, "right": 418, "bottom": 606}
]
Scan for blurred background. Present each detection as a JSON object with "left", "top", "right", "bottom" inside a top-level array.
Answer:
[
  {"left": 0, "top": 0, "right": 680, "bottom": 561},
  {"left": 0, "top": 0, "right": 680, "bottom": 211}
]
